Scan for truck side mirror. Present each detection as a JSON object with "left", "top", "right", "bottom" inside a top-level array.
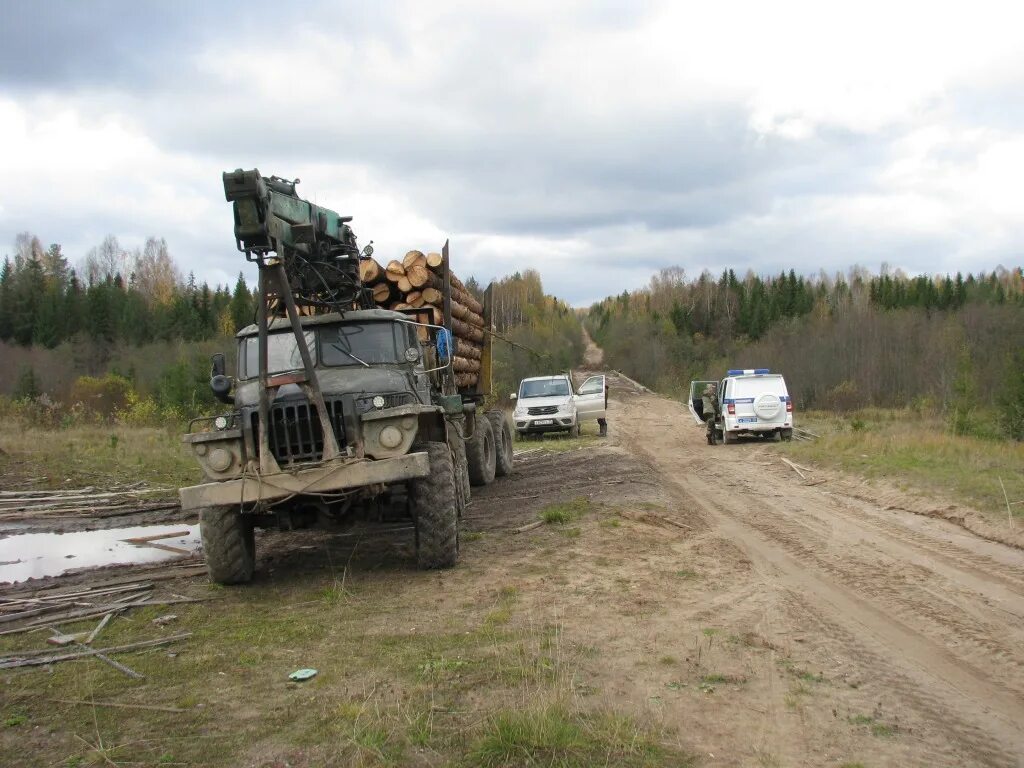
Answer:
[
  {"left": 209, "top": 353, "right": 232, "bottom": 404},
  {"left": 211, "top": 353, "right": 226, "bottom": 378}
]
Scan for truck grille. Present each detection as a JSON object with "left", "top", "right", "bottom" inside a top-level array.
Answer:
[
  {"left": 251, "top": 398, "right": 346, "bottom": 466},
  {"left": 527, "top": 405, "right": 558, "bottom": 416}
]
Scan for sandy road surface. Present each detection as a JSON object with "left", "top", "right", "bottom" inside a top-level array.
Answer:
[{"left": 602, "top": 369, "right": 1024, "bottom": 766}]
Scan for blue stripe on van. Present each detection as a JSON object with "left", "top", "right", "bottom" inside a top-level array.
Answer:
[{"left": 723, "top": 398, "right": 755, "bottom": 404}]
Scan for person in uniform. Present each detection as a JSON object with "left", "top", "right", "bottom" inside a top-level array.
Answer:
[{"left": 701, "top": 383, "right": 719, "bottom": 440}]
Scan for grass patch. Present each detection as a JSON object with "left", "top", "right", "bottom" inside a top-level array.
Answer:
[
  {"left": 786, "top": 409, "right": 1024, "bottom": 519},
  {"left": 0, "top": 421, "right": 199, "bottom": 489},
  {"left": 778, "top": 658, "right": 826, "bottom": 683},
  {"left": 540, "top": 497, "right": 591, "bottom": 525},
  {"left": 847, "top": 714, "right": 896, "bottom": 739},
  {"left": 467, "top": 704, "right": 692, "bottom": 767}
]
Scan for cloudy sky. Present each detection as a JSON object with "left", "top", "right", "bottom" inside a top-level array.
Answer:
[{"left": 2, "top": 0, "right": 1022, "bottom": 305}]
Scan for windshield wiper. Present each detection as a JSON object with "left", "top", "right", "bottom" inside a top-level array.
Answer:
[{"left": 329, "top": 344, "right": 370, "bottom": 368}]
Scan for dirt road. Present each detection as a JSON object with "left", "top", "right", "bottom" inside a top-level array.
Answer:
[{"left": 598, "top": 368, "right": 1024, "bottom": 766}]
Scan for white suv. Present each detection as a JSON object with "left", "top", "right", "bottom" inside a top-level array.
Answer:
[
  {"left": 511, "top": 373, "right": 607, "bottom": 438},
  {"left": 688, "top": 369, "right": 793, "bottom": 444}
]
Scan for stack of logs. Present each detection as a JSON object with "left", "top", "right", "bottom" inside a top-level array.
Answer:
[{"left": 359, "top": 250, "right": 485, "bottom": 388}]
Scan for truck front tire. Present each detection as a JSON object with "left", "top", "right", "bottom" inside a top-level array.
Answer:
[
  {"left": 486, "top": 410, "right": 514, "bottom": 478},
  {"left": 466, "top": 415, "right": 497, "bottom": 486},
  {"left": 411, "top": 442, "right": 459, "bottom": 569},
  {"left": 199, "top": 505, "right": 255, "bottom": 585}
]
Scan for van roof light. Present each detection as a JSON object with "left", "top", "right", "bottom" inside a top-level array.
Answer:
[{"left": 727, "top": 368, "right": 771, "bottom": 376}]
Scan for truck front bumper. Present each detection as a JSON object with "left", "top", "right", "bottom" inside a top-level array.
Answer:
[{"left": 179, "top": 452, "right": 430, "bottom": 511}]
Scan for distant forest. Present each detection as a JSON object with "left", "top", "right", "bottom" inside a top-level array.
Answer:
[
  {"left": 0, "top": 232, "right": 581, "bottom": 418},
  {"left": 588, "top": 264, "right": 1024, "bottom": 436}
]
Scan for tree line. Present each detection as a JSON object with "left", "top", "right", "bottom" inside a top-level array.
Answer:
[
  {"left": 0, "top": 232, "right": 257, "bottom": 349},
  {"left": 1, "top": 234, "right": 583, "bottom": 418},
  {"left": 588, "top": 264, "right": 1024, "bottom": 438}
]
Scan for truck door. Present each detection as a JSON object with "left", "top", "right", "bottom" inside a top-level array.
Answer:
[
  {"left": 574, "top": 375, "right": 607, "bottom": 421},
  {"left": 688, "top": 381, "right": 717, "bottom": 425}
]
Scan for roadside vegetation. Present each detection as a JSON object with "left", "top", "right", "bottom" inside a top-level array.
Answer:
[
  {"left": 783, "top": 409, "right": 1024, "bottom": 520},
  {"left": 588, "top": 264, "right": 1024, "bottom": 442}
]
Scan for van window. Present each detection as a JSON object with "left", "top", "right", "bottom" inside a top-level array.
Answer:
[{"left": 729, "top": 375, "right": 787, "bottom": 399}]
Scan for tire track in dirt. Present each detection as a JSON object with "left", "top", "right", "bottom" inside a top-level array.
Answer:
[{"left": 608, "top": 373, "right": 1024, "bottom": 765}]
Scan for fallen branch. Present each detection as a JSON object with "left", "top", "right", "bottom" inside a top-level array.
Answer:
[
  {"left": 999, "top": 476, "right": 1014, "bottom": 529},
  {"left": 512, "top": 520, "right": 545, "bottom": 534},
  {"left": 0, "top": 633, "right": 192, "bottom": 669},
  {"left": 779, "top": 457, "right": 806, "bottom": 480},
  {"left": 53, "top": 699, "right": 186, "bottom": 714},
  {"left": 121, "top": 531, "right": 191, "bottom": 545}
]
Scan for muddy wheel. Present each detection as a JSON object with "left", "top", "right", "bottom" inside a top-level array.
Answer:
[
  {"left": 199, "top": 505, "right": 255, "bottom": 585},
  {"left": 722, "top": 429, "right": 735, "bottom": 445},
  {"left": 448, "top": 418, "right": 471, "bottom": 510},
  {"left": 568, "top": 422, "right": 580, "bottom": 438},
  {"left": 410, "top": 442, "right": 459, "bottom": 569},
  {"left": 781, "top": 428, "right": 793, "bottom": 442},
  {"left": 466, "top": 415, "right": 496, "bottom": 486},
  {"left": 486, "top": 410, "right": 514, "bottom": 477}
]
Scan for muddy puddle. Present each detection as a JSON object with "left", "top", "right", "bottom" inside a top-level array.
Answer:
[{"left": 0, "top": 524, "right": 201, "bottom": 584}]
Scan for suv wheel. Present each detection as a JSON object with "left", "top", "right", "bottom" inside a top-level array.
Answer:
[
  {"left": 199, "top": 505, "right": 255, "bottom": 585},
  {"left": 466, "top": 415, "right": 497, "bottom": 486},
  {"left": 486, "top": 410, "right": 514, "bottom": 477},
  {"left": 411, "top": 442, "right": 459, "bottom": 569}
]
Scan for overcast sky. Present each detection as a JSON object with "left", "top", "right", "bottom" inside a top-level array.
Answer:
[{"left": 2, "top": 0, "right": 1022, "bottom": 305}]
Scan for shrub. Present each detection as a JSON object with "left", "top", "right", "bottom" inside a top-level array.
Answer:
[
  {"left": 824, "top": 380, "right": 861, "bottom": 412},
  {"left": 13, "top": 366, "right": 40, "bottom": 401},
  {"left": 999, "top": 350, "right": 1024, "bottom": 441},
  {"left": 69, "top": 373, "right": 134, "bottom": 421}
]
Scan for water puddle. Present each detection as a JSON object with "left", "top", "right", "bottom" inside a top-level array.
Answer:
[{"left": 0, "top": 524, "right": 201, "bottom": 585}]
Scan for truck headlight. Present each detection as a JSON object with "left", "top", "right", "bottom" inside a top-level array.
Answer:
[
  {"left": 214, "top": 415, "right": 229, "bottom": 430},
  {"left": 372, "top": 395, "right": 386, "bottom": 409}
]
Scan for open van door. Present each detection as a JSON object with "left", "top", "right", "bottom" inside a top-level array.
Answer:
[
  {"left": 575, "top": 374, "right": 607, "bottom": 422},
  {"left": 688, "top": 381, "right": 717, "bottom": 426}
]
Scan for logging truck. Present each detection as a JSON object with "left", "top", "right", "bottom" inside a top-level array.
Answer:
[{"left": 178, "top": 169, "right": 513, "bottom": 584}]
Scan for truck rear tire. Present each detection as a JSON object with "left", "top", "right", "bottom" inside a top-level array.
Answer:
[
  {"left": 411, "top": 442, "right": 459, "bottom": 569},
  {"left": 486, "top": 410, "right": 514, "bottom": 478},
  {"left": 466, "top": 415, "right": 496, "bottom": 487},
  {"left": 199, "top": 505, "right": 255, "bottom": 585}
]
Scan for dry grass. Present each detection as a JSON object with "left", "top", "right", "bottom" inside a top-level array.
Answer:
[
  {"left": 784, "top": 409, "right": 1024, "bottom": 519},
  {"left": 0, "top": 421, "right": 199, "bottom": 490}
]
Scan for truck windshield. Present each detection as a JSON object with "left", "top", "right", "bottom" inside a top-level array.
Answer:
[
  {"left": 241, "top": 331, "right": 315, "bottom": 379},
  {"left": 321, "top": 322, "right": 404, "bottom": 367},
  {"left": 520, "top": 379, "right": 570, "bottom": 398}
]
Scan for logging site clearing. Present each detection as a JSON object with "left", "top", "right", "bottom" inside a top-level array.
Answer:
[{"left": 2, "top": 346, "right": 1024, "bottom": 768}]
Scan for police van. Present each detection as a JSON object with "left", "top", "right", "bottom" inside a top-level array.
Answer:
[{"left": 688, "top": 369, "right": 793, "bottom": 444}]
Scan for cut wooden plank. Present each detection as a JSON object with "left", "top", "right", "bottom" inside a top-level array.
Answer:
[
  {"left": 121, "top": 530, "right": 190, "bottom": 545},
  {"left": 779, "top": 457, "right": 806, "bottom": 480},
  {"left": 85, "top": 613, "right": 114, "bottom": 645}
]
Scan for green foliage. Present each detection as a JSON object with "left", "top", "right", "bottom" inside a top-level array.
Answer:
[
  {"left": 13, "top": 365, "right": 40, "bottom": 401},
  {"left": 69, "top": 373, "right": 134, "bottom": 420},
  {"left": 590, "top": 265, "right": 1024, "bottom": 416},
  {"left": 999, "top": 349, "right": 1024, "bottom": 441},
  {"left": 948, "top": 345, "right": 977, "bottom": 436}
]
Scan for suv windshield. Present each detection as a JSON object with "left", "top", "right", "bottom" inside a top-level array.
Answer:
[{"left": 520, "top": 379, "right": 570, "bottom": 398}]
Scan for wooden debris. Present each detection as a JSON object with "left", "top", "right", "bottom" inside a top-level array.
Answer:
[
  {"left": 780, "top": 457, "right": 807, "bottom": 480},
  {"left": 120, "top": 530, "right": 190, "bottom": 545},
  {"left": 512, "top": 520, "right": 545, "bottom": 534},
  {"left": 85, "top": 613, "right": 114, "bottom": 645},
  {"left": 0, "top": 633, "right": 192, "bottom": 670},
  {"left": 618, "top": 509, "right": 692, "bottom": 531},
  {"left": 53, "top": 699, "right": 187, "bottom": 714}
]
